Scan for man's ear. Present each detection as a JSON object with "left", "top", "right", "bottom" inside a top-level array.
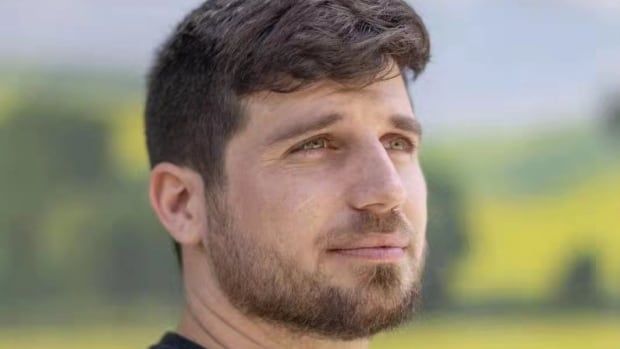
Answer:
[{"left": 149, "top": 163, "right": 206, "bottom": 247}]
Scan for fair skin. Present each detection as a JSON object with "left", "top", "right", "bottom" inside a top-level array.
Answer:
[{"left": 149, "top": 68, "right": 428, "bottom": 349}]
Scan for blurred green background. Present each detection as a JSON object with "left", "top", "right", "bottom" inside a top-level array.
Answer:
[{"left": 1, "top": 1, "right": 619, "bottom": 348}]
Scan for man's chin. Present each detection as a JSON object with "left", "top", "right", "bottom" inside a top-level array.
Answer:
[
  {"left": 324, "top": 266, "right": 419, "bottom": 312},
  {"left": 340, "top": 262, "right": 409, "bottom": 291},
  {"left": 318, "top": 280, "right": 421, "bottom": 340}
]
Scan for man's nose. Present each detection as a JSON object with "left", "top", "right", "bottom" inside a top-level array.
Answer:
[{"left": 346, "top": 143, "right": 408, "bottom": 215}]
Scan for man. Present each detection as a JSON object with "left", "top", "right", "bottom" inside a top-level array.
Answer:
[{"left": 146, "top": 0, "right": 430, "bottom": 348}]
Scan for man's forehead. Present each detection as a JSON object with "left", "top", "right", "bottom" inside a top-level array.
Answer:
[{"left": 244, "top": 73, "right": 412, "bottom": 119}]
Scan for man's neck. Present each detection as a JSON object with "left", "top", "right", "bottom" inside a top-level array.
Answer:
[{"left": 176, "top": 256, "right": 370, "bottom": 349}]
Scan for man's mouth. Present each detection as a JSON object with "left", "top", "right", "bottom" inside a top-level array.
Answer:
[
  {"left": 329, "top": 246, "right": 406, "bottom": 261},
  {"left": 326, "top": 234, "right": 409, "bottom": 262}
]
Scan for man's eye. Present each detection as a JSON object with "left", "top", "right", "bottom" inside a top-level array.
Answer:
[
  {"left": 384, "top": 136, "right": 415, "bottom": 152},
  {"left": 294, "top": 137, "right": 329, "bottom": 152}
]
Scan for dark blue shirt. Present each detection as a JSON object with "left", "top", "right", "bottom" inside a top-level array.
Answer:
[{"left": 150, "top": 332, "right": 205, "bottom": 349}]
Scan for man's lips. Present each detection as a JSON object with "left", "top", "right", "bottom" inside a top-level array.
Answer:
[
  {"left": 327, "top": 234, "right": 410, "bottom": 250},
  {"left": 330, "top": 247, "right": 406, "bottom": 260},
  {"left": 326, "top": 234, "right": 410, "bottom": 261}
]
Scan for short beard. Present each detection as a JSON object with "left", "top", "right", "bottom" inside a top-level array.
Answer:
[{"left": 205, "top": 191, "right": 423, "bottom": 340}]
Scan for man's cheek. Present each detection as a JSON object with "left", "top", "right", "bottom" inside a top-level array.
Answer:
[{"left": 274, "top": 192, "right": 327, "bottom": 260}]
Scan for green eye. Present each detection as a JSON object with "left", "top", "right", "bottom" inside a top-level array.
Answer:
[
  {"left": 389, "top": 138, "right": 408, "bottom": 150},
  {"left": 384, "top": 136, "right": 414, "bottom": 151},
  {"left": 300, "top": 138, "right": 328, "bottom": 151}
]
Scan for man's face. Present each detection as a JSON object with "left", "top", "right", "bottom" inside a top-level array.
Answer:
[{"left": 204, "top": 69, "right": 428, "bottom": 339}]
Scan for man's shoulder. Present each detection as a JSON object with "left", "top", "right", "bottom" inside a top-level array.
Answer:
[{"left": 149, "top": 332, "right": 206, "bottom": 349}]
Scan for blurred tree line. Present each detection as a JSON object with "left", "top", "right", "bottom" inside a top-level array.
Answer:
[
  {"left": 0, "top": 76, "right": 180, "bottom": 322},
  {"left": 605, "top": 90, "right": 620, "bottom": 142}
]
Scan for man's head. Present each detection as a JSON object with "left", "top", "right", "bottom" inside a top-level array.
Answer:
[{"left": 146, "top": 0, "right": 430, "bottom": 341}]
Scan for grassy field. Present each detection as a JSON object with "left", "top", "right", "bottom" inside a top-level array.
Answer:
[
  {"left": 1, "top": 313, "right": 618, "bottom": 349},
  {"left": 372, "top": 313, "right": 620, "bottom": 349}
]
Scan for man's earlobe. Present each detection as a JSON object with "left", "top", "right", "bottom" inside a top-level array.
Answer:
[{"left": 149, "top": 163, "right": 205, "bottom": 246}]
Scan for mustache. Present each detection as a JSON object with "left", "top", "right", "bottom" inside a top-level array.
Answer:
[
  {"left": 352, "top": 210, "right": 409, "bottom": 234},
  {"left": 326, "top": 209, "right": 414, "bottom": 241}
]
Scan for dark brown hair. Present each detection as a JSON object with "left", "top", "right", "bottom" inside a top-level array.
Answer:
[{"left": 145, "top": 0, "right": 431, "bottom": 268}]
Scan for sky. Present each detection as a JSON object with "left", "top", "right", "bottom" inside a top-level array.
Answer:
[{"left": 0, "top": 0, "right": 618, "bottom": 135}]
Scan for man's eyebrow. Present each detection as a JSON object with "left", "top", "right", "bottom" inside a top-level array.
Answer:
[
  {"left": 391, "top": 114, "right": 423, "bottom": 138},
  {"left": 266, "top": 113, "right": 422, "bottom": 145},
  {"left": 267, "top": 113, "right": 343, "bottom": 145}
]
